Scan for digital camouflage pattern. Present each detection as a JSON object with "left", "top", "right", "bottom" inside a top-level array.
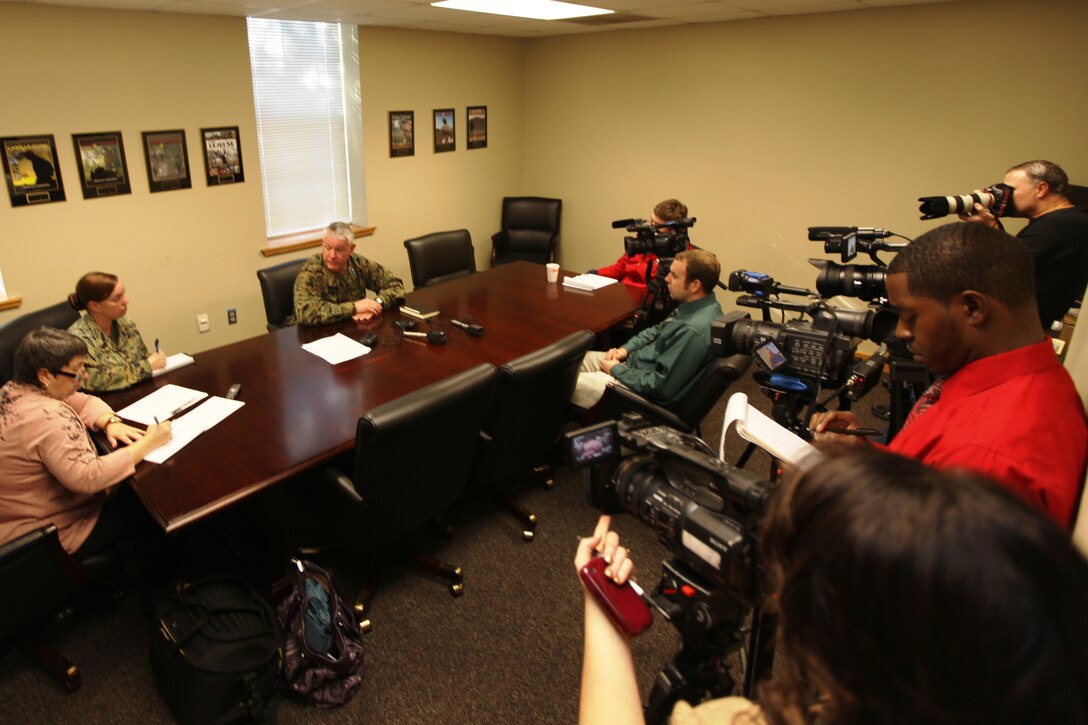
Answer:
[
  {"left": 68, "top": 313, "right": 152, "bottom": 392},
  {"left": 292, "top": 252, "right": 405, "bottom": 325}
]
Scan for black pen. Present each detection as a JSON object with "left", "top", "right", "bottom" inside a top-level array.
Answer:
[
  {"left": 814, "top": 427, "right": 883, "bottom": 437},
  {"left": 162, "top": 397, "right": 203, "bottom": 422},
  {"left": 155, "top": 338, "right": 160, "bottom": 353}
]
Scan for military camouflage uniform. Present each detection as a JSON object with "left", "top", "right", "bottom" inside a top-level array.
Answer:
[
  {"left": 67, "top": 313, "right": 153, "bottom": 392},
  {"left": 292, "top": 253, "right": 405, "bottom": 325}
]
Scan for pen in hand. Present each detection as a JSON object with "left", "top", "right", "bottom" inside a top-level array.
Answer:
[
  {"left": 155, "top": 338, "right": 160, "bottom": 353},
  {"left": 813, "top": 427, "right": 883, "bottom": 437}
]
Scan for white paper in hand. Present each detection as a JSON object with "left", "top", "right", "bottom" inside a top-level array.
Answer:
[{"left": 722, "top": 392, "right": 817, "bottom": 466}]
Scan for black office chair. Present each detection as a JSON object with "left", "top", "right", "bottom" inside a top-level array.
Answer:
[
  {"left": 256, "top": 258, "right": 305, "bottom": 331},
  {"left": 490, "top": 196, "right": 562, "bottom": 266},
  {"left": 471, "top": 330, "right": 595, "bottom": 540},
  {"left": 590, "top": 352, "right": 753, "bottom": 436},
  {"left": 0, "top": 525, "right": 124, "bottom": 692},
  {"left": 403, "top": 229, "right": 476, "bottom": 288},
  {"left": 0, "top": 301, "right": 80, "bottom": 384},
  {"left": 295, "top": 363, "right": 497, "bottom": 627}
]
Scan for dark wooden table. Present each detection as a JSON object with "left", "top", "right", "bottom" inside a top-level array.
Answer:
[{"left": 103, "top": 262, "right": 642, "bottom": 533}]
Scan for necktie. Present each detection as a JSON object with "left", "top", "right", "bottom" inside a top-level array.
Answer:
[{"left": 901, "top": 376, "right": 945, "bottom": 431}]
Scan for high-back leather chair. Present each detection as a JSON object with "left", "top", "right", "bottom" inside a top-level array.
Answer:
[
  {"left": 256, "top": 258, "right": 305, "bottom": 331},
  {"left": 298, "top": 363, "right": 497, "bottom": 624},
  {"left": 0, "top": 525, "right": 124, "bottom": 692},
  {"left": 472, "top": 331, "right": 595, "bottom": 538},
  {"left": 592, "top": 353, "right": 753, "bottom": 436},
  {"left": 0, "top": 301, "right": 80, "bottom": 384},
  {"left": 490, "top": 196, "right": 562, "bottom": 266},
  {"left": 403, "top": 229, "right": 476, "bottom": 288}
]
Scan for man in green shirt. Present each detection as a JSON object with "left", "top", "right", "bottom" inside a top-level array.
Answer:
[
  {"left": 572, "top": 249, "right": 723, "bottom": 409},
  {"left": 292, "top": 221, "right": 405, "bottom": 325}
]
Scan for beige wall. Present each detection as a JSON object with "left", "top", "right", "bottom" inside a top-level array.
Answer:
[{"left": 0, "top": 6, "right": 524, "bottom": 354}]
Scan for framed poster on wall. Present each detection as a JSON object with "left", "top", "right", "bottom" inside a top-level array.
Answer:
[
  {"left": 1, "top": 134, "right": 66, "bottom": 206},
  {"left": 201, "top": 126, "right": 245, "bottom": 185},
  {"left": 466, "top": 106, "right": 487, "bottom": 150},
  {"left": 434, "top": 108, "right": 455, "bottom": 153},
  {"left": 72, "top": 131, "right": 131, "bottom": 199},
  {"left": 142, "top": 129, "right": 192, "bottom": 192},
  {"left": 389, "top": 111, "right": 414, "bottom": 157}
]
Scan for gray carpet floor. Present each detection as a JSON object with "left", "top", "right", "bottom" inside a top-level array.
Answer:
[{"left": 1, "top": 371, "right": 889, "bottom": 724}]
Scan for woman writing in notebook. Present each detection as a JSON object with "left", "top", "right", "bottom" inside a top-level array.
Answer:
[
  {"left": 0, "top": 328, "right": 171, "bottom": 558},
  {"left": 67, "top": 271, "right": 166, "bottom": 391}
]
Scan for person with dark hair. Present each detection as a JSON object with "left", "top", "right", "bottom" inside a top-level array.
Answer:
[
  {"left": 67, "top": 271, "right": 166, "bottom": 391},
  {"left": 572, "top": 249, "right": 722, "bottom": 409},
  {"left": 0, "top": 328, "right": 171, "bottom": 556},
  {"left": 575, "top": 447, "right": 1088, "bottom": 725},
  {"left": 293, "top": 221, "right": 405, "bottom": 325},
  {"left": 811, "top": 222, "right": 1087, "bottom": 529},
  {"left": 591, "top": 199, "right": 691, "bottom": 288},
  {"left": 960, "top": 159, "right": 1088, "bottom": 328}
]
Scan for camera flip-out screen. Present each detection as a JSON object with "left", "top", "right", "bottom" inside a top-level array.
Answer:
[
  {"left": 753, "top": 339, "right": 787, "bottom": 373},
  {"left": 566, "top": 421, "right": 620, "bottom": 469}
]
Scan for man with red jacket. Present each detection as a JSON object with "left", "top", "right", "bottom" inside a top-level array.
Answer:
[{"left": 591, "top": 198, "right": 689, "bottom": 288}]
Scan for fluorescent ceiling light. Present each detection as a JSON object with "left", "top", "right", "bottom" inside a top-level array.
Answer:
[{"left": 431, "top": 0, "right": 613, "bottom": 21}]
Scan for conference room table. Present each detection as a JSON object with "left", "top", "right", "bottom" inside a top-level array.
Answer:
[{"left": 101, "top": 261, "right": 643, "bottom": 533}]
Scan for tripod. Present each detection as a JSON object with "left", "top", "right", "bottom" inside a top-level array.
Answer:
[
  {"left": 643, "top": 559, "right": 777, "bottom": 725},
  {"left": 630, "top": 256, "right": 676, "bottom": 331}
]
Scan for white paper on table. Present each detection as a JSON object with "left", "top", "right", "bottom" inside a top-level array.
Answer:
[
  {"left": 301, "top": 332, "right": 371, "bottom": 364},
  {"left": 722, "top": 392, "right": 817, "bottom": 466},
  {"left": 562, "top": 273, "right": 619, "bottom": 292},
  {"left": 143, "top": 396, "right": 245, "bottom": 464},
  {"left": 152, "top": 353, "right": 196, "bottom": 377},
  {"left": 116, "top": 384, "right": 209, "bottom": 426}
]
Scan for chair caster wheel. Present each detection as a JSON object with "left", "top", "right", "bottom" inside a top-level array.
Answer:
[
  {"left": 544, "top": 478, "right": 555, "bottom": 490},
  {"left": 522, "top": 530, "right": 534, "bottom": 542},
  {"left": 449, "top": 583, "right": 464, "bottom": 597}
]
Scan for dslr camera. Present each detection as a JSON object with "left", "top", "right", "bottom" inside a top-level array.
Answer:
[
  {"left": 917, "top": 182, "right": 1015, "bottom": 220},
  {"left": 611, "top": 216, "right": 695, "bottom": 258}
]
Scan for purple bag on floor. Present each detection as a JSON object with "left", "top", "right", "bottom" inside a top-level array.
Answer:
[{"left": 276, "top": 559, "right": 364, "bottom": 707}]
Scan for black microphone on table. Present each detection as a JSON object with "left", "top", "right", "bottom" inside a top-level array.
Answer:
[
  {"left": 403, "top": 330, "right": 447, "bottom": 345},
  {"left": 450, "top": 319, "right": 484, "bottom": 337}
]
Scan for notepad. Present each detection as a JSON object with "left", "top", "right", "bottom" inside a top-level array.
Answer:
[
  {"left": 401, "top": 303, "right": 440, "bottom": 321},
  {"left": 143, "top": 396, "right": 245, "bottom": 464},
  {"left": 152, "top": 353, "right": 196, "bottom": 377},
  {"left": 562, "top": 273, "right": 618, "bottom": 292},
  {"left": 722, "top": 392, "right": 817, "bottom": 466}
]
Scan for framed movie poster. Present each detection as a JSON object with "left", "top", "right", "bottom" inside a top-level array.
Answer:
[
  {"left": 466, "top": 105, "right": 487, "bottom": 150},
  {"left": 389, "top": 111, "right": 414, "bottom": 158},
  {"left": 72, "top": 132, "right": 131, "bottom": 199},
  {"left": 141, "top": 129, "right": 192, "bottom": 192},
  {"left": 433, "top": 108, "right": 455, "bottom": 153},
  {"left": 1, "top": 134, "right": 66, "bottom": 207},
  {"left": 201, "top": 126, "right": 245, "bottom": 185}
]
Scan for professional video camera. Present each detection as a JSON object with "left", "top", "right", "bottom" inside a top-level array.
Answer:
[
  {"left": 611, "top": 216, "right": 695, "bottom": 258},
  {"left": 917, "top": 182, "right": 1015, "bottom": 220},
  {"left": 610, "top": 216, "right": 697, "bottom": 331},
  {"left": 805, "top": 225, "right": 909, "bottom": 301},
  {"left": 566, "top": 415, "right": 776, "bottom": 721}
]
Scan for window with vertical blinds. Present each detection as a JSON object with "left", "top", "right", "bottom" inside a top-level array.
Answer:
[{"left": 247, "top": 18, "right": 362, "bottom": 242}]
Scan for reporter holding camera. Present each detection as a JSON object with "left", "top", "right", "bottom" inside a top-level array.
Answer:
[
  {"left": 575, "top": 448, "right": 1088, "bottom": 725},
  {"left": 590, "top": 199, "right": 690, "bottom": 288},
  {"left": 958, "top": 160, "right": 1088, "bottom": 329},
  {"left": 810, "top": 222, "right": 1086, "bottom": 530}
]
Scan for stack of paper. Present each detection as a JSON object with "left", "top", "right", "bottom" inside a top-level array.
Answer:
[
  {"left": 301, "top": 333, "right": 371, "bottom": 364},
  {"left": 116, "top": 384, "right": 208, "bottom": 426},
  {"left": 562, "top": 273, "right": 618, "bottom": 292}
]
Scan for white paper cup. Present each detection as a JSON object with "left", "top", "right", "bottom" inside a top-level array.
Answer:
[{"left": 546, "top": 263, "right": 560, "bottom": 283}]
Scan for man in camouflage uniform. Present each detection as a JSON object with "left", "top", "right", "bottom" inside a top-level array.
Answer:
[
  {"left": 68, "top": 313, "right": 156, "bottom": 391},
  {"left": 293, "top": 221, "right": 405, "bottom": 325}
]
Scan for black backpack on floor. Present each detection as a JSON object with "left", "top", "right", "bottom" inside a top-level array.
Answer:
[{"left": 151, "top": 575, "right": 284, "bottom": 724}]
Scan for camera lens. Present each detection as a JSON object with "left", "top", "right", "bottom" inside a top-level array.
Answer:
[{"left": 813, "top": 261, "right": 887, "bottom": 301}]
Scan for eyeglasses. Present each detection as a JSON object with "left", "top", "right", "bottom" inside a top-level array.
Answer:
[{"left": 55, "top": 367, "right": 87, "bottom": 380}]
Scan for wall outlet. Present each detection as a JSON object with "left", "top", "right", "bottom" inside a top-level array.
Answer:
[
  {"left": 197, "top": 313, "right": 210, "bottom": 333},
  {"left": 227, "top": 308, "right": 237, "bottom": 325}
]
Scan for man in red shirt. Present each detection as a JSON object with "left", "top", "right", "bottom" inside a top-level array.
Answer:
[
  {"left": 591, "top": 198, "right": 689, "bottom": 288},
  {"left": 811, "top": 222, "right": 1087, "bottom": 529}
]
